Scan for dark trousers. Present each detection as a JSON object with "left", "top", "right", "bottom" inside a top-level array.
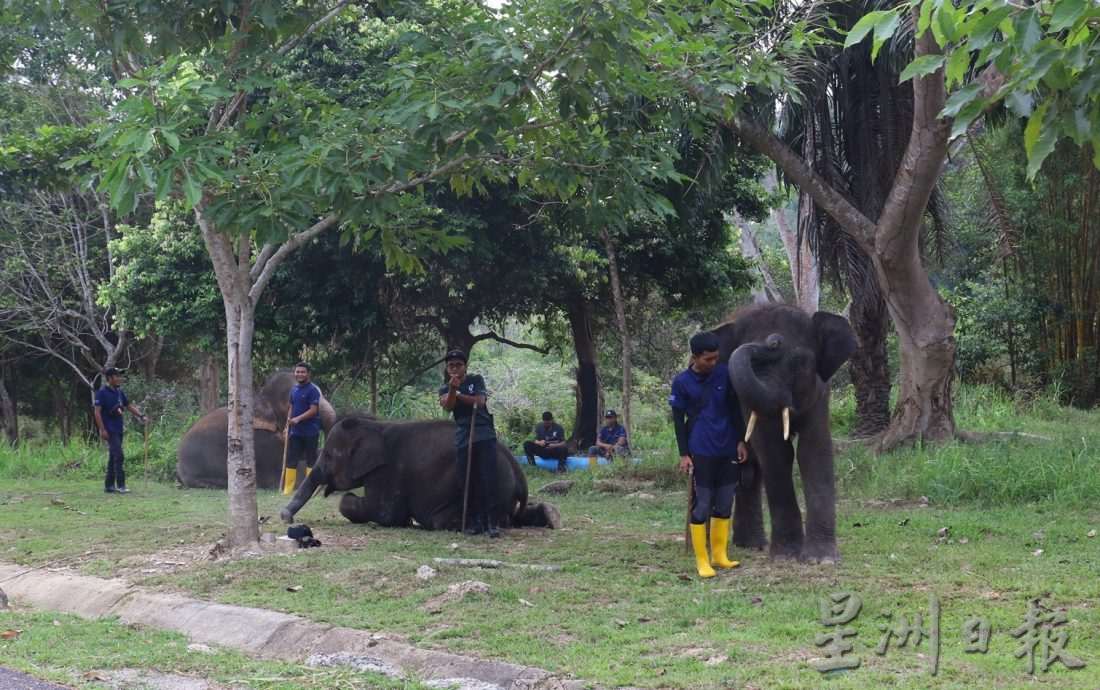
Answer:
[
  {"left": 523, "top": 441, "right": 570, "bottom": 465},
  {"left": 456, "top": 438, "right": 500, "bottom": 520},
  {"left": 690, "top": 454, "right": 740, "bottom": 524},
  {"left": 105, "top": 431, "right": 126, "bottom": 489},
  {"left": 286, "top": 435, "right": 319, "bottom": 469}
]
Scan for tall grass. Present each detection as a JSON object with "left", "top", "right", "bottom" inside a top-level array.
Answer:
[{"left": 2, "top": 381, "right": 1097, "bottom": 509}]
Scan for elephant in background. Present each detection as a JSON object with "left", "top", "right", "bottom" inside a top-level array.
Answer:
[
  {"left": 712, "top": 303, "right": 856, "bottom": 564},
  {"left": 177, "top": 371, "right": 337, "bottom": 489},
  {"left": 281, "top": 414, "right": 561, "bottom": 531}
]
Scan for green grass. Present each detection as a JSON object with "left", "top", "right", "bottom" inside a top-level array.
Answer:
[
  {"left": 0, "top": 609, "right": 423, "bottom": 689},
  {"left": 1, "top": 384, "right": 1099, "bottom": 689}
]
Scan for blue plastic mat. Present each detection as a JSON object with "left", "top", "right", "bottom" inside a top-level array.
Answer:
[{"left": 519, "top": 455, "right": 641, "bottom": 471}]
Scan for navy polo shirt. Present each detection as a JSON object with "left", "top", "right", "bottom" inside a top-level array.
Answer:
[
  {"left": 669, "top": 363, "right": 740, "bottom": 457},
  {"left": 289, "top": 382, "right": 322, "bottom": 437},
  {"left": 535, "top": 422, "right": 566, "bottom": 444},
  {"left": 439, "top": 373, "right": 497, "bottom": 447},
  {"left": 94, "top": 386, "right": 129, "bottom": 435}
]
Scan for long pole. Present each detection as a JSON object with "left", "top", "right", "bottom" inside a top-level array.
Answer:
[
  {"left": 684, "top": 467, "right": 694, "bottom": 554},
  {"left": 142, "top": 420, "right": 150, "bottom": 491},
  {"left": 461, "top": 403, "right": 477, "bottom": 533},
  {"left": 278, "top": 409, "right": 291, "bottom": 493}
]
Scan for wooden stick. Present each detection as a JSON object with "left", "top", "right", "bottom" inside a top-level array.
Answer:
[
  {"left": 278, "top": 409, "right": 291, "bottom": 493},
  {"left": 434, "top": 557, "right": 562, "bottom": 572},
  {"left": 142, "top": 420, "right": 150, "bottom": 491},
  {"left": 461, "top": 403, "right": 477, "bottom": 533},
  {"left": 684, "top": 466, "right": 694, "bottom": 554}
]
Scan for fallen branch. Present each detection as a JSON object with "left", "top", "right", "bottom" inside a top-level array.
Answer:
[{"left": 433, "top": 557, "right": 562, "bottom": 572}]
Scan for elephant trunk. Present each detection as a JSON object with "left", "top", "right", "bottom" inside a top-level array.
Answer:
[
  {"left": 729, "top": 343, "right": 794, "bottom": 442},
  {"left": 280, "top": 462, "right": 325, "bottom": 523}
]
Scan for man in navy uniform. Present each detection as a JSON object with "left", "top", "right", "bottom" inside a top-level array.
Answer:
[
  {"left": 669, "top": 331, "right": 748, "bottom": 578},
  {"left": 588, "top": 409, "right": 629, "bottom": 462},
  {"left": 282, "top": 362, "right": 322, "bottom": 494},
  {"left": 523, "top": 411, "right": 570, "bottom": 472},
  {"left": 94, "top": 367, "right": 149, "bottom": 494}
]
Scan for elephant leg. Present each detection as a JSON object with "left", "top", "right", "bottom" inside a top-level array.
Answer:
[
  {"left": 795, "top": 421, "right": 840, "bottom": 564},
  {"left": 520, "top": 501, "right": 562, "bottom": 529},
  {"left": 339, "top": 483, "right": 411, "bottom": 527},
  {"left": 732, "top": 458, "right": 767, "bottom": 549},
  {"left": 756, "top": 435, "right": 804, "bottom": 561},
  {"left": 280, "top": 463, "right": 326, "bottom": 523}
]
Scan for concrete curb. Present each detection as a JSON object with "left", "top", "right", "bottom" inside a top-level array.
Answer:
[{"left": 0, "top": 563, "right": 585, "bottom": 690}]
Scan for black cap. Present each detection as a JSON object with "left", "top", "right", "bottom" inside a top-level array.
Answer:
[
  {"left": 444, "top": 349, "right": 467, "bottom": 363},
  {"left": 542, "top": 411, "right": 554, "bottom": 421},
  {"left": 605, "top": 409, "right": 618, "bottom": 418},
  {"left": 104, "top": 367, "right": 123, "bottom": 377}
]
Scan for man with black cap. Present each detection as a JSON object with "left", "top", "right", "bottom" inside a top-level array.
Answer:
[
  {"left": 438, "top": 349, "right": 502, "bottom": 537},
  {"left": 588, "top": 409, "right": 629, "bottom": 462},
  {"left": 523, "top": 411, "right": 570, "bottom": 472},
  {"left": 93, "top": 367, "right": 149, "bottom": 494}
]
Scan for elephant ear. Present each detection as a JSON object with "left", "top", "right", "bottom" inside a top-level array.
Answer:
[
  {"left": 710, "top": 320, "right": 742, "bottom": 362},
  {"left": 812, "top": 311, "right": 857, "bottom": 381}
]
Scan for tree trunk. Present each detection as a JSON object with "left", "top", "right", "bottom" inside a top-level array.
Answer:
[
  {"left": 601, "top": 228, "right": 632, "bottom": 444},
  {"left": 846, "top": 254, "right": 891, "bottom": 438},
  {"left": 566, "top": 293, "right": 602, "bottom": 449},
  {"left": 199, "top": 214, "right": 260, "bottom": 549},
  {"left": 198, "top": 351, "right": 221, "bottom": 415},
  {"left": 771, "top": 171, "right": 820, "bottom": 312},
  {"left": 0, "top": 363, "right": 18, "bottom": 448}
]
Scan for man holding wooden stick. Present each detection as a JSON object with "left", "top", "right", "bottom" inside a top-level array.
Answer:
[
  {"left": 438, "top": 349, "right": 501, "bottom": 538},
  {"left": 669, "top": 332, "right": 748, "bottom": 578}
]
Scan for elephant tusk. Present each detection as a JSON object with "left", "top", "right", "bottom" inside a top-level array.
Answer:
[
  {"left": 745, "top": 411, "right": 757, "bottom": 442},
  {"left": 782, "top": 407, "right": 790, "bottom": 441}
]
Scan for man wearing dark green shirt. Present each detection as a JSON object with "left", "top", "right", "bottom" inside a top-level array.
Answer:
[{"left": 438, "top": 349, "right": 501, "bottom": 538}]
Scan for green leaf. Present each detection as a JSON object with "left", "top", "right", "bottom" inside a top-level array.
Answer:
[
  {"left": 870, "top": 11, "right": 901, "bottom": 62},
  {"left": 844, "top": 11, "right": 888, "bottom": 49},
  {"left": 1050, "top": 0, "right": 1087, "bottom": 32},
  {"left": 900, "top": 54, "right": 945, "bottom": 83},
  {"left": 161, "top": 128, "right": 180, "bottom": 152},
  {"left": 182, "top": 172, "right": 202, "bottom": 207},
  {"left": 1003, "top": 89, "right": 1034, "bottom": 118},
  {"left": 1023, "top": 102, "right": 1057, "bottom": 179},
  {"left": 1064, "top": 106, "right": 1091, "bottom": 145}
]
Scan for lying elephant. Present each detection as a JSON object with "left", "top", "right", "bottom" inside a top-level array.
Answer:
[
  {"left": 281, "top": 414, "right": 560, "bottom": 530},
  {"left": 177, "top": 371, "right": 336, "bottom": 489},
  {"left": 712, "top": 303, "right": 856, "bottom": 564}
]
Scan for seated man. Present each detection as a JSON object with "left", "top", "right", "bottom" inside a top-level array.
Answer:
[
  {"left": 523, "top": 411, "right": 571, "bottom": 472},
  {"left": 588, "top": 409, "right": 629, "bottom": 462}
]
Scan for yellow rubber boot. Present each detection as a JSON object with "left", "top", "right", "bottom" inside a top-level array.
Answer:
[
  {"left": 709, "top": 517, "right": 740, "bottom": 569},
  {"left": 690, "top": 523, "right": 716, "bottom": 578},
  {"left": 588, "top": 456, "right": 598, "bottom": 469},
  {"left": 305, "top": 465, "right": 313, "bottom": 477},
  {"left": 281, "top": 467, "right": 297, "bottom": 495}
]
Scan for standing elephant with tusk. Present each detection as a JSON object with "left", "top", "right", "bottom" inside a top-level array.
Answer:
[
  {"left": 712, "top": 303, "right": 856, "bottom": 564},
  {"left": 177, "top": 371, "right": 336, "bottom": 490}
]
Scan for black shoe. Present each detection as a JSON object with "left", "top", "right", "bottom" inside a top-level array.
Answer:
[
  {"left": 105, "top": 487, "right": 118, "bottom": 493},
  {"left": 463, "top": 516, "right": 484, "bottom": 535},
  {"left": 116, "top": 486, "right": 131, "bottom": 494},
  {"left": 526, "top": 456, "right": 535, "bottom": 465},
  {"left": 486, "top": 515, "right": 500, "bottom": 539}
]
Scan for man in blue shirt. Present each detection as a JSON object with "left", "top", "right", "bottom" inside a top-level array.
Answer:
[
  {"left": 588, "top": 410, "right": 629, "bottom": 462},
  {"left": 523, "top": 411, "right": 570, "bottom": 471},
  {"left": 282, "top": 362, "right": 322, "bottom": 495},
  {"left": 669, "top": 331, "right": 748, "bottom": 578},
  {"left": 94, "top": 367, "right": 149, "bottom": 494},
  {"left": 438, "top": 349, "right": 501, "bottom": 538}
]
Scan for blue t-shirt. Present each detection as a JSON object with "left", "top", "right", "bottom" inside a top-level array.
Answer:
[
  {"left": 598, "top": 422, "right": 628, "bottom": 448},
  {"left": 438, "top": 373, "right": 497, "bottom": 447},
  {"left": 289, "top": 382, "right": 322, "bottom": 437},
  {"left": 94, "top": 386, "right": 130, "bottom": 435},
  {"left": 669, "top": 363, "right": 741, "bottom": 457}
]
